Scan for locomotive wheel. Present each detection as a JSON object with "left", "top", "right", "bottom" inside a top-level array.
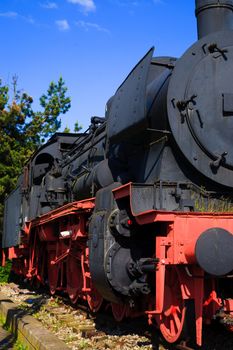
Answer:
[
  {"left": 111, "top": 302, "right": 127, "bottom": 322},
  {"left": 48, "top": 267, "right": 59, "bottom": 294},
  {"left": 30, "top": 276, "right": 41, "bottom": 290},
  {"left": 66, "top": 256, "right": 82, "bottom": 304},
  {"left": 87, "top": 286, "right": 103, "bottom": 312},
  {"left": 156, "top": 267, "right": 186, "bottom": 343},
  {"left": 47, "top": 251, "right": 59, "bottom": 295}
]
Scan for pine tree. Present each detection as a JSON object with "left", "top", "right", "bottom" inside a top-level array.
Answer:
[{"left": 0, "top": 76, "right": 71, "bottom": 234}]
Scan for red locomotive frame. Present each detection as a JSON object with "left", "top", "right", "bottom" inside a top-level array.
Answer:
[{"left": 3, "top": 182, "right": 233, "bottom": 346}]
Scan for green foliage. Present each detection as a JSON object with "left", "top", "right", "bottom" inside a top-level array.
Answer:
[
  {"left": 0, "top": 76, "right": 71, "bottom": 235},
  {"left": 63, "top": 125, "right": 70, "bottom": 133},
  {"left": 77, "top": 339, "right": 91, "bottom": 349},
  {"left": 0, "top": 260, "right": 12, "bottom": 283},
  {"left": 27, "top": 77, "right": 71, "bottom": 143},
  {"left": 63, "top": 121, "right": 82, "bottom": 133},
  {"left": 74, "top": 121, "right": 82, "bottom": 132},
  {"left": 191, "top": 188, "right": 233, "bottom": 212},
  {"left": 13, "top": 339, "right": 28, "bottom": 350}
]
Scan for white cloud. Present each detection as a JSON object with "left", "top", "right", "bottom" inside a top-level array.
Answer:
[
  {"left": 0, "top": 11, "right": 35, "bottom": 24},
  {"left": 76, "top": 20, "right": 110, "bottom": 34},
  {"left": 67, "top": 0, "right": 96, "bottom": 12},
  {"left": 41, "top": 2, "right": 58, "bottom": 9},
  {"left": 25, "top": 16, "right": 35, "bottom": 24},
  {"left": 55, "top": 19, "right": 70, "bottom": 31},
  {"left": 110, "top": 0, "right": 139, "bottom": 6},
  {"left": 0, "top": 11, "right": 18, "bottom": 18},
  {"left": 111, "top": 0, "right": 164, "bottom": 6}
]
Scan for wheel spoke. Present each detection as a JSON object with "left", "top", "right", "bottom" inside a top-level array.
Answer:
[
  {"left": 111, "top": 303, "right": 126, "bottom": 321},
  {"left": 157, "top": 267, "right": 186, "bottom": 344},
  {"left": 87, "top": 286, "right": 103, "bottom": 312},
  {"left": 173, "top": 310, "right": 181, "bottom": 331},
  {"left": 170, "top": 318, "right": 176, "bottom": 336}
]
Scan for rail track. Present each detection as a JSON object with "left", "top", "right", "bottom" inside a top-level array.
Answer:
[
  {"left": 176, "top": 342, "right": 195, "bottom": 350},
  {"left": 0, "top": 280, "right": 233, "bottom": 350}
]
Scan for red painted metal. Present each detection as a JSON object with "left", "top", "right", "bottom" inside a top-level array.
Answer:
[
  {"left": 27, "top": 199, "right": 95, "bottom": 229},
  {"left": 1, "top": 249, "right": 6, "bottom": 267},
  {"left": 8, "top": 247, "right": 20, "bottom": 260},
  {"left": 87, "top": 286, "right": 103, "bottom": 312},
  {"left": 20, "top": 200, "right": 95, "bottom": 300},
  {"left": 112, "top": 183, "right": 233, "bottom": 346},
  {"left": 47, "top": 243, "right": 59, "bottom": 295},
  {"left": 225, "top": 299, "right": 233, "bottom": 313},
  {"left": 5, "top": 186, "right": 233, "bottom": 347},
  {"left": 66, "top": 255, "right": 83, "bottom": 303},
  {"left": 155, "top": 267, "right": 186, "bottom": 344}
]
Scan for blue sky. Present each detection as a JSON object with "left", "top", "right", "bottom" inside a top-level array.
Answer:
[{"left": 0, "top": 0, "right": 197, "bottom": 131}]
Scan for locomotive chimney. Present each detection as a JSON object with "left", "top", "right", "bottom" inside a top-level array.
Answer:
[{"left": 195, "top": 0, "right": 233, "bottom": 39}]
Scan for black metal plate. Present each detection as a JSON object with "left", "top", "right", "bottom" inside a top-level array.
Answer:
[
  {"left": 108, "top": 48, "right": 154, "bottom": 140},
  {"left": 195, "top": 227, "right": 233, "bottom": 276},
  {"left": 167, "top": 30, "right": 233, "bottom": 187},
  {"left": 3, "top": 186, "right": 21, "bottom": 248}
]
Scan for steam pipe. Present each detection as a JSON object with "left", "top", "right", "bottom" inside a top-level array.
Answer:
[{"left": 195, "top": 0, "right": 233, "bottom": 39}]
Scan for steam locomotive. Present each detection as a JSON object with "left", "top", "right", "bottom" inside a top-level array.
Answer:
[{"left": 3, "top": 0, "right": 233, "bottom": 346}]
